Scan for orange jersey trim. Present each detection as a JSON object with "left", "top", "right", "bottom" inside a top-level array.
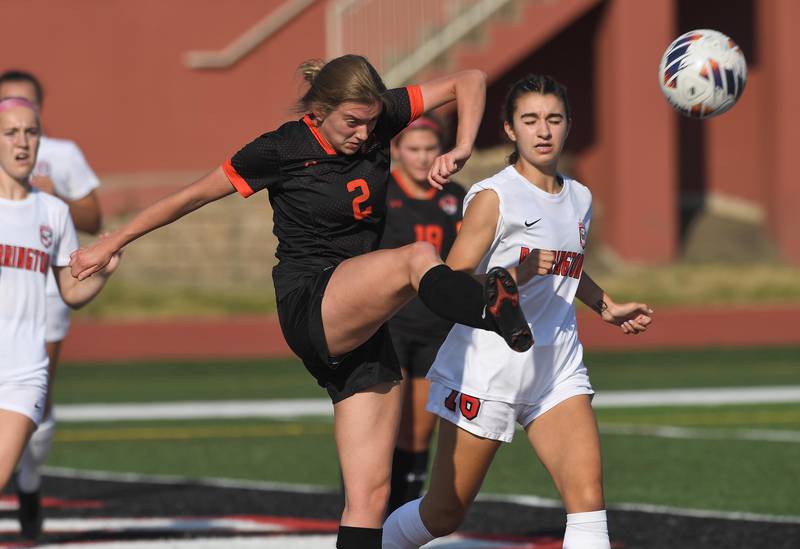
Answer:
[
  {"left": 223, "top": 159, "right": 254, "bottom": 198},
  {"left": 392, "top": 169, "right": 436, "bottom": 200},
  {"left": 406, "top": 85, "right": 424, "bottom": 122},
  {"left": 303, "top": 115, "right": 337, "bottom": 155}
]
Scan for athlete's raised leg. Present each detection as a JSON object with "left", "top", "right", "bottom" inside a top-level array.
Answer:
[
  {"left": 321, "top": 243, "right": 432, "bottom": 356},
  {"left": 322, "top": 242, "right": 530, "bottom": 357},
  {"left": 525, "top": 395, "right": 609, "bottom": 548}
]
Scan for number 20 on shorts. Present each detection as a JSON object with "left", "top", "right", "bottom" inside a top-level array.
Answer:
[{"left": 444, "top": 389, "right": 481, "bottom": 421}]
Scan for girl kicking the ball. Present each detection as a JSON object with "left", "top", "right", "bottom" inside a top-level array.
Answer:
[{"left": 69, "top": 55, "right": 533, "bottom": 549}]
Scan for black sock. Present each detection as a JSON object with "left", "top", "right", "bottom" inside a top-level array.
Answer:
[
  {"left": 337, "top": 525, "right": 382, "bottom": 548},
  {"left": 388, "top": 448, "right": 429, "bottom": 514},
  {"left": 418, "top": 264, "right": 495, "bottom": 331}
]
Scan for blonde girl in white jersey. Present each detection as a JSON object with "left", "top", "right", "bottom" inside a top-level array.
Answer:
[
  {"left": 0, "top": 97, "right": 118, "bottom": 498},
  {"left": 0, "top": 70, "right": 104, "bottom": 540},
  {"left": 383, "top": 75, "right": 654, "bottom": 549}
]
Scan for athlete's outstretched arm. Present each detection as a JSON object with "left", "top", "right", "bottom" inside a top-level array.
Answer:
[
  {"left": 417, "top": 70, "right": 486, "bottom": 187},
  {"left": 445, "top": 189, "right": 554, "bottom": 285},
  {"left": 576, "top": 272, "right": 653, "bottom": 334},
  {"left": 445, "top": 190, "right": 498, "bottom": 273},
  {"left": 70, "top": 167, "right": 235, "bottom": 280},
  {"left": 54, "top": 250, "right": 120, "bottom": 308}
]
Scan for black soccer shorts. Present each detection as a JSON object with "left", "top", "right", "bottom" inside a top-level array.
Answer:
[
  {"left": 276, "top": 266, "right": 402, "bottom": 403},
  {"left": 387, "top": 322, "right": 449, "bottom": 379}
]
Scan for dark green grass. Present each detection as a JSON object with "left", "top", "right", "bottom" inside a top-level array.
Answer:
[
  {"left": 50, "top": 418, "right": 340, "bottom": 487},
  {"left": 54, "top": 358, "right": 323, "bottom": 403},
  {"left": 50, "top": 347, "right": 800, "bottom": 516},
  {"left": 49, "top": 407, "right": 800, "bottom": 516},
  {"left": 56, "top": 346, "right": 800, "bottom": 404},
  {"left": 596, "top": 402, "right": 800, "bottom": 430},
  {"left": 586, "top": 346, "right": 800, "bottom": 390},
  {"left": 487, "top": 426, "right": 800, "bottom": 516}
]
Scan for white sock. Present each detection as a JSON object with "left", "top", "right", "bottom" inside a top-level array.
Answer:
[
  {"left": 563, "top": 510, "right": 610, "bottom": 549},
  {"left": 17, "top": 415, "right": 55, "bottom": 493},
  {"left": 382, "top": 498, "right": 435, "bottom": 549}
]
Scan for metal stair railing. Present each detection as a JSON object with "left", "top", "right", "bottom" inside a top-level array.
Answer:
[
  {"left": 326, "top": 0, "right": 515, "bottom": 87},
  {"left": 184, "top": 0, "right": 316, "bottom": 69}
]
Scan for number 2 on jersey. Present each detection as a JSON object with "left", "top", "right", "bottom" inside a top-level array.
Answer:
[{"left": 347, "top": 179, "right": 373, "bottom": 220}]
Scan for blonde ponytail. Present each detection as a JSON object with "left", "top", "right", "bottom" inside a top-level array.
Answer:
[{"left": 297, "top": 58, "right": 325, "bottom": 85}]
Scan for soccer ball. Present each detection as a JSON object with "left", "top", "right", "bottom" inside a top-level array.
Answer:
[{"left": 659, "top": 29, "right": 747, "bottom": 119}]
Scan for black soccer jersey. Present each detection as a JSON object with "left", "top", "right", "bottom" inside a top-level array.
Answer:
[
  {"left": 223, "top": 86, "right": 424, "bottom": 300},
  {"left": 379, "top": 170, "right": 465, "bottom": 335}
]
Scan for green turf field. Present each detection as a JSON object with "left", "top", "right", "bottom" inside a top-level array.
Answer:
[
  {"left": 50, "top": 347, "right": 800, "bottom": 516},
  {"left": 54, "top": 347, "right": 800, "bottom": 403}
]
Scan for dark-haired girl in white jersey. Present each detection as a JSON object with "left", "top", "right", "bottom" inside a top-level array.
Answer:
[{"left": 383, "top": 75, "right": 654, "bottom": 549}]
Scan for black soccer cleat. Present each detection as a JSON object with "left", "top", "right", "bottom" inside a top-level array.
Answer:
[
  {"left": 484, "top": 267, "right": 533, "bottom": 352},
  {"left": 17, "top": 489, "right": 42, "bottom": 541}
]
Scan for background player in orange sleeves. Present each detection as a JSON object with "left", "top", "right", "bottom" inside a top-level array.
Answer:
[
  {"left": 379, "top": 115, "right": 466, "bottom": 513},
  {"left": 69, "top": 55, "right": 532, "bottom": 549},
  {"left": 383, "top": 75, "right": 654, "bottom": 549}
]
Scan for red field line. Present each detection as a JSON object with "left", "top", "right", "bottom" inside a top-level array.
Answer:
[{"left": 62, "top": 307, "right": 800, "bottom": 363}]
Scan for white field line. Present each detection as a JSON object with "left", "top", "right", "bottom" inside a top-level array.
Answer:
[
  {"left": 37, "top": 536, "right": 338, "bottom": 549},
  {"left": 53, "top": 386, "right": 800, "bottom": 422},
  {"left": 31, "top": 533, "right": 520, "bottom": 549},
  {"left": 0, "top": 517, "right": 285, "bottom": 533},
  {"left": 600, "top": 424, "right": 800, "bottom": 443},
  {"left": 593, "top": 386, "right": 800, "bottom": 407},
  {"left": 44, "top": 467, "right": 800, "bottom": 525},
  {"left": 479, "top": 493, "right": 800, "bottom": 525},
  {"left": 54, "top": 399, "right": 333, "bottom": 422},
  {"left": 43, "top": 466, "right": 336, "bottom": 495}
]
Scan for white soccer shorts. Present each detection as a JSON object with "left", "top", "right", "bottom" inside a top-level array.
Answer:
[
  {"left": 0, "top": 380, "right": 48, "bottom": 426},
  {"left": 427, "top": 373, "right": 594, "bottom": 443}
]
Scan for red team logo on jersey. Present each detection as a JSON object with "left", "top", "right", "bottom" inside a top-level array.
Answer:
[
  {"left": 438, "top": 195, "right": 458, "bottom": 216},
  {"left": 40, "top": 225, "right": 53, "bottom": 248},
  {"left": 578, "top": 221, "right": 586, "bottom": 249}
]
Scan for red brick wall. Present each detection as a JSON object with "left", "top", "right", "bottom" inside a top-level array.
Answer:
[{"left": 0, "top": 0, "right": 326, "bottom": 172}]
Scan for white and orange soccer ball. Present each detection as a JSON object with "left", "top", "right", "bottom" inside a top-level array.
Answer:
[{"left": 659, "top": 29, "right": 747, "bottom": 119}]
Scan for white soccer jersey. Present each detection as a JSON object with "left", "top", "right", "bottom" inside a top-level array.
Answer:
[
  {"left": 0, "top": 190, "right": 78, "bottom": 383},
  {"left": 34, "top": 136, "right": 100, "bottom": 201},
  {"left": 34, "top": 136, "right": 100, "bottom": 300},
  {"left": 428, "top": 166, "right": 593, "bottom": 404}
]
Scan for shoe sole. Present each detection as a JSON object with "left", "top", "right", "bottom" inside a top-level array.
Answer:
[{"left": 484, "top": 267, "right": 533, "bottom": 352}]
